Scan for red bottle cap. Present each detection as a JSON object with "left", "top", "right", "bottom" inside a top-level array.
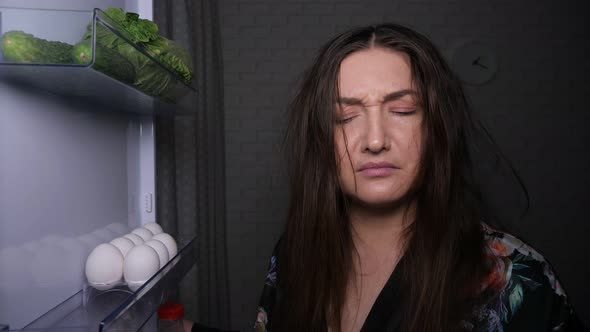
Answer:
[{"left": 158, "top": 302, "right": 184, "bottom": 320}]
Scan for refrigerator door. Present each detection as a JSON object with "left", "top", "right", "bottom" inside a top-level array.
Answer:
[{"left": 0, "top": 1, "right": 198, "bottom": 330}]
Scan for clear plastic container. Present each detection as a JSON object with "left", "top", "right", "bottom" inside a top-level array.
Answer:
[
  {"left": 157, "top": 302, "right": 185, "bottom": 332},
  {"left": 0, "top": 7, "right": 196, "bottom": 114}
]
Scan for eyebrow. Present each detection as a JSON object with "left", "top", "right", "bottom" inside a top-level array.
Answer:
[{"left": 337, "top": 89, "right": 417, "bottom": 106}]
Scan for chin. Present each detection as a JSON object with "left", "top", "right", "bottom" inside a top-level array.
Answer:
[{"left": 350, "top": 191, "right": 408, "bottom": 209}]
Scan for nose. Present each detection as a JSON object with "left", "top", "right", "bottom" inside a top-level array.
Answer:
[{"left": 362, "top": 112, "right": 390, "bottom": 153}]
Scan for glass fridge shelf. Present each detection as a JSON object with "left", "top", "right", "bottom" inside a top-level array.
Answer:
[
  {"left": 18, "top": 236, "right": 198, "bottom": 332},
  {"left": 0, "top": 7, "right": 196, "bottom": 115}
]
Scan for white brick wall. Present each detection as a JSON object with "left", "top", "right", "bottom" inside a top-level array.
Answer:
[{"left": 220, "top": 0, "right": 589, "bottom": 329}]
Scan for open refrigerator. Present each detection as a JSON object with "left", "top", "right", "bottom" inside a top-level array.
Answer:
[{"left": 0, "top": 1, "right": 198, "bottom": 331}]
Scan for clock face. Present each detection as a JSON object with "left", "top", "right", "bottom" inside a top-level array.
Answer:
[{"left": 450, "top": 41, "right": 498, "bottom": 85}]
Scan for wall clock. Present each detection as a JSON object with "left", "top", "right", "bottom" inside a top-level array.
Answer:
[{"left": 450, "top": 41, "right": 499, "bottom": 85}]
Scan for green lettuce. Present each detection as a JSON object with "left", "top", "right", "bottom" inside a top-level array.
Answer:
[
  {"left": 83, "top": 8, "right": 158, "bottom": 45},
  {"left": 143, "top": 37, "right": 193, "bottom": 85},
  {"left": 80, "top": 7, "right": 193, "bottom": 97},
  {"left": 122, "top": 11, "right": 159, "bottom": 43}
]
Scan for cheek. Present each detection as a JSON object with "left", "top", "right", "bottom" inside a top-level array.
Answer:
[
  {"left": 408, "top": 132, "right": 422, "bottom": 168},
  {"left": 334, "top": 127, "right": 352, "bottom": 165},
  {"left": 334, "top": 131, "right": 356, "bottom": 188},
  {"left": 400, "top": 121, "right": 423, "bottom": 168}
]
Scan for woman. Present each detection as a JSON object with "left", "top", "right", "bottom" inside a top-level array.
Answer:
[{"left": 251, "top": 23, "right": 585, "bottom": 332}]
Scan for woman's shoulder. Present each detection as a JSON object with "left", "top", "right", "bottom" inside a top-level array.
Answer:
[
  {"left": 481, "top": 223, "right": 566, "bottom": 296},
  {"left": 470, "top": 223, "right": 577, "bottom": 331}
]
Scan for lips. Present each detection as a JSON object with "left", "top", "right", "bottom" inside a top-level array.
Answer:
[
  {"left": 357, "top": 162, "right": 398, "bottom": 177},
  {"left": 358, "top": 161, "right": 397, "bottom": 171}
]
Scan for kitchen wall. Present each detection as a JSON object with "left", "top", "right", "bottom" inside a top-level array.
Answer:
[{"left": 219, "top": 0, "right": 589, "bottom": 330}]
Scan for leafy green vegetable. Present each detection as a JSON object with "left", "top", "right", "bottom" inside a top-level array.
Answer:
[
  {"left": 123, "top": 11, "right": 159, "bottom": 43},
  {"left": 104, "top": 7, "right": 126, "bottom": 23},
  {"left": 81, "top": 8, "right": 158, "bottom": 45},
  {"left": 72, "top": 40, "right": 135, "bottom": 83},
  {"left": 115, "top": 40, "right": 177, "bottom": 97},
  {"left": 78, "top": 7, "right": 193, "bottom": 98},
  {"left": 134, "top": 60, "right": 176, "bottom": 98},
  {"left": 143, "top": 37, "right": 193, "bottom": 85}
]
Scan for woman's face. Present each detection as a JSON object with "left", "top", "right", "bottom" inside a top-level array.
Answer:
[{"left": 335, "top": 47, "right": 423, "bottom": 207}]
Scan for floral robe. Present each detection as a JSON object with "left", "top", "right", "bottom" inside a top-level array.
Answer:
[{"left": 254, "top": 224, "right": 584, "bottom": 331}]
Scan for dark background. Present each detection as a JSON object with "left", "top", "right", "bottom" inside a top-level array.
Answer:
[{"left": 218, "top": 0, "right": 589, "bottom": 330}]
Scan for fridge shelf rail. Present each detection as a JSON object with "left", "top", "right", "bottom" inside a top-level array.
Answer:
[{"left": 0, "top": 7, "right": 196, "bottom": 115}]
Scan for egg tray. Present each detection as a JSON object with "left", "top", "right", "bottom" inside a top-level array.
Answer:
[
  {"left": 19, "top": 235, "right": 197, "bottom": 332},
  {"left": 82, "top": 283, "right": 165, "bottom": 331}
]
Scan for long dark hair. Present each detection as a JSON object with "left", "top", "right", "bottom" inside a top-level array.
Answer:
[{"left": 276, "top": 23, "right": 516, "bottom": 331}]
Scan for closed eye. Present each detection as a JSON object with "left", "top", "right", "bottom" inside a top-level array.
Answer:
[
  {"left": 336, "top": 116, "right": 356, "bottom": 124},
  {"left": 389, "top": 107, "right": 417, "bottom": 115}
]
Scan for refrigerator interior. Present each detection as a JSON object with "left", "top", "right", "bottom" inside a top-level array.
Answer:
[{"left": 0, "top": 0, "right": 158, "bottom": 329}]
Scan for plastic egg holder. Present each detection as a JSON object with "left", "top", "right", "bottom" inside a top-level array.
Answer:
[{"left": 85, "top": 224, "right": 177, "bottom": 292}]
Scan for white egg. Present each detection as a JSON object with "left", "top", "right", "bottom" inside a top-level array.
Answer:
[
  {"left": 92, "top": 228, "right": 115, "bottom": 242},
  {"left": 78, "top": 233, "right": 103, "bottom": 251},
  {"left": 85, "top": 243, "right": 124, "bottom": 290},
  {"left": 151, "top": 233, "right": 177, "bottom": 258},
  {"left": 123, "top": 244, "right": 160, "bottom": 291},
  {"left": 0, "top": 247, "right": 33, "bottom": 289},
  {"left": 110, "top": 237, "right": 135, "bottom": 257},
  {"left": 21, "top": 240, "right": 41, "bottom": 253},
  {"left": 31, "top": 243, "right": 68, "bottom": 287},
  {"left": 123, "top": 233, "right": 144, "bottom": 245},
  {"left": 40, "top": 234, "right": 64, "bottom": 246},
  {"left": 127, "top": 282, "right": 142, "bottom": 292},
  {"left": 143, "top": 222, "right": 163, "bottom": 235},
  {"left": 105, "top": 222, "right": 129, "bottom": 237},
  {"left": 60, "top": 237, "right": 88, "bottom": 253},
  {"left": 144, "top": 239, "right": 169, "bottom": 268},
  {"left": 131, "top": 227, "right": 153, "bottom": 242},
  {"left": 58, "top": 238, "right": 88, "bottom": 284}
]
